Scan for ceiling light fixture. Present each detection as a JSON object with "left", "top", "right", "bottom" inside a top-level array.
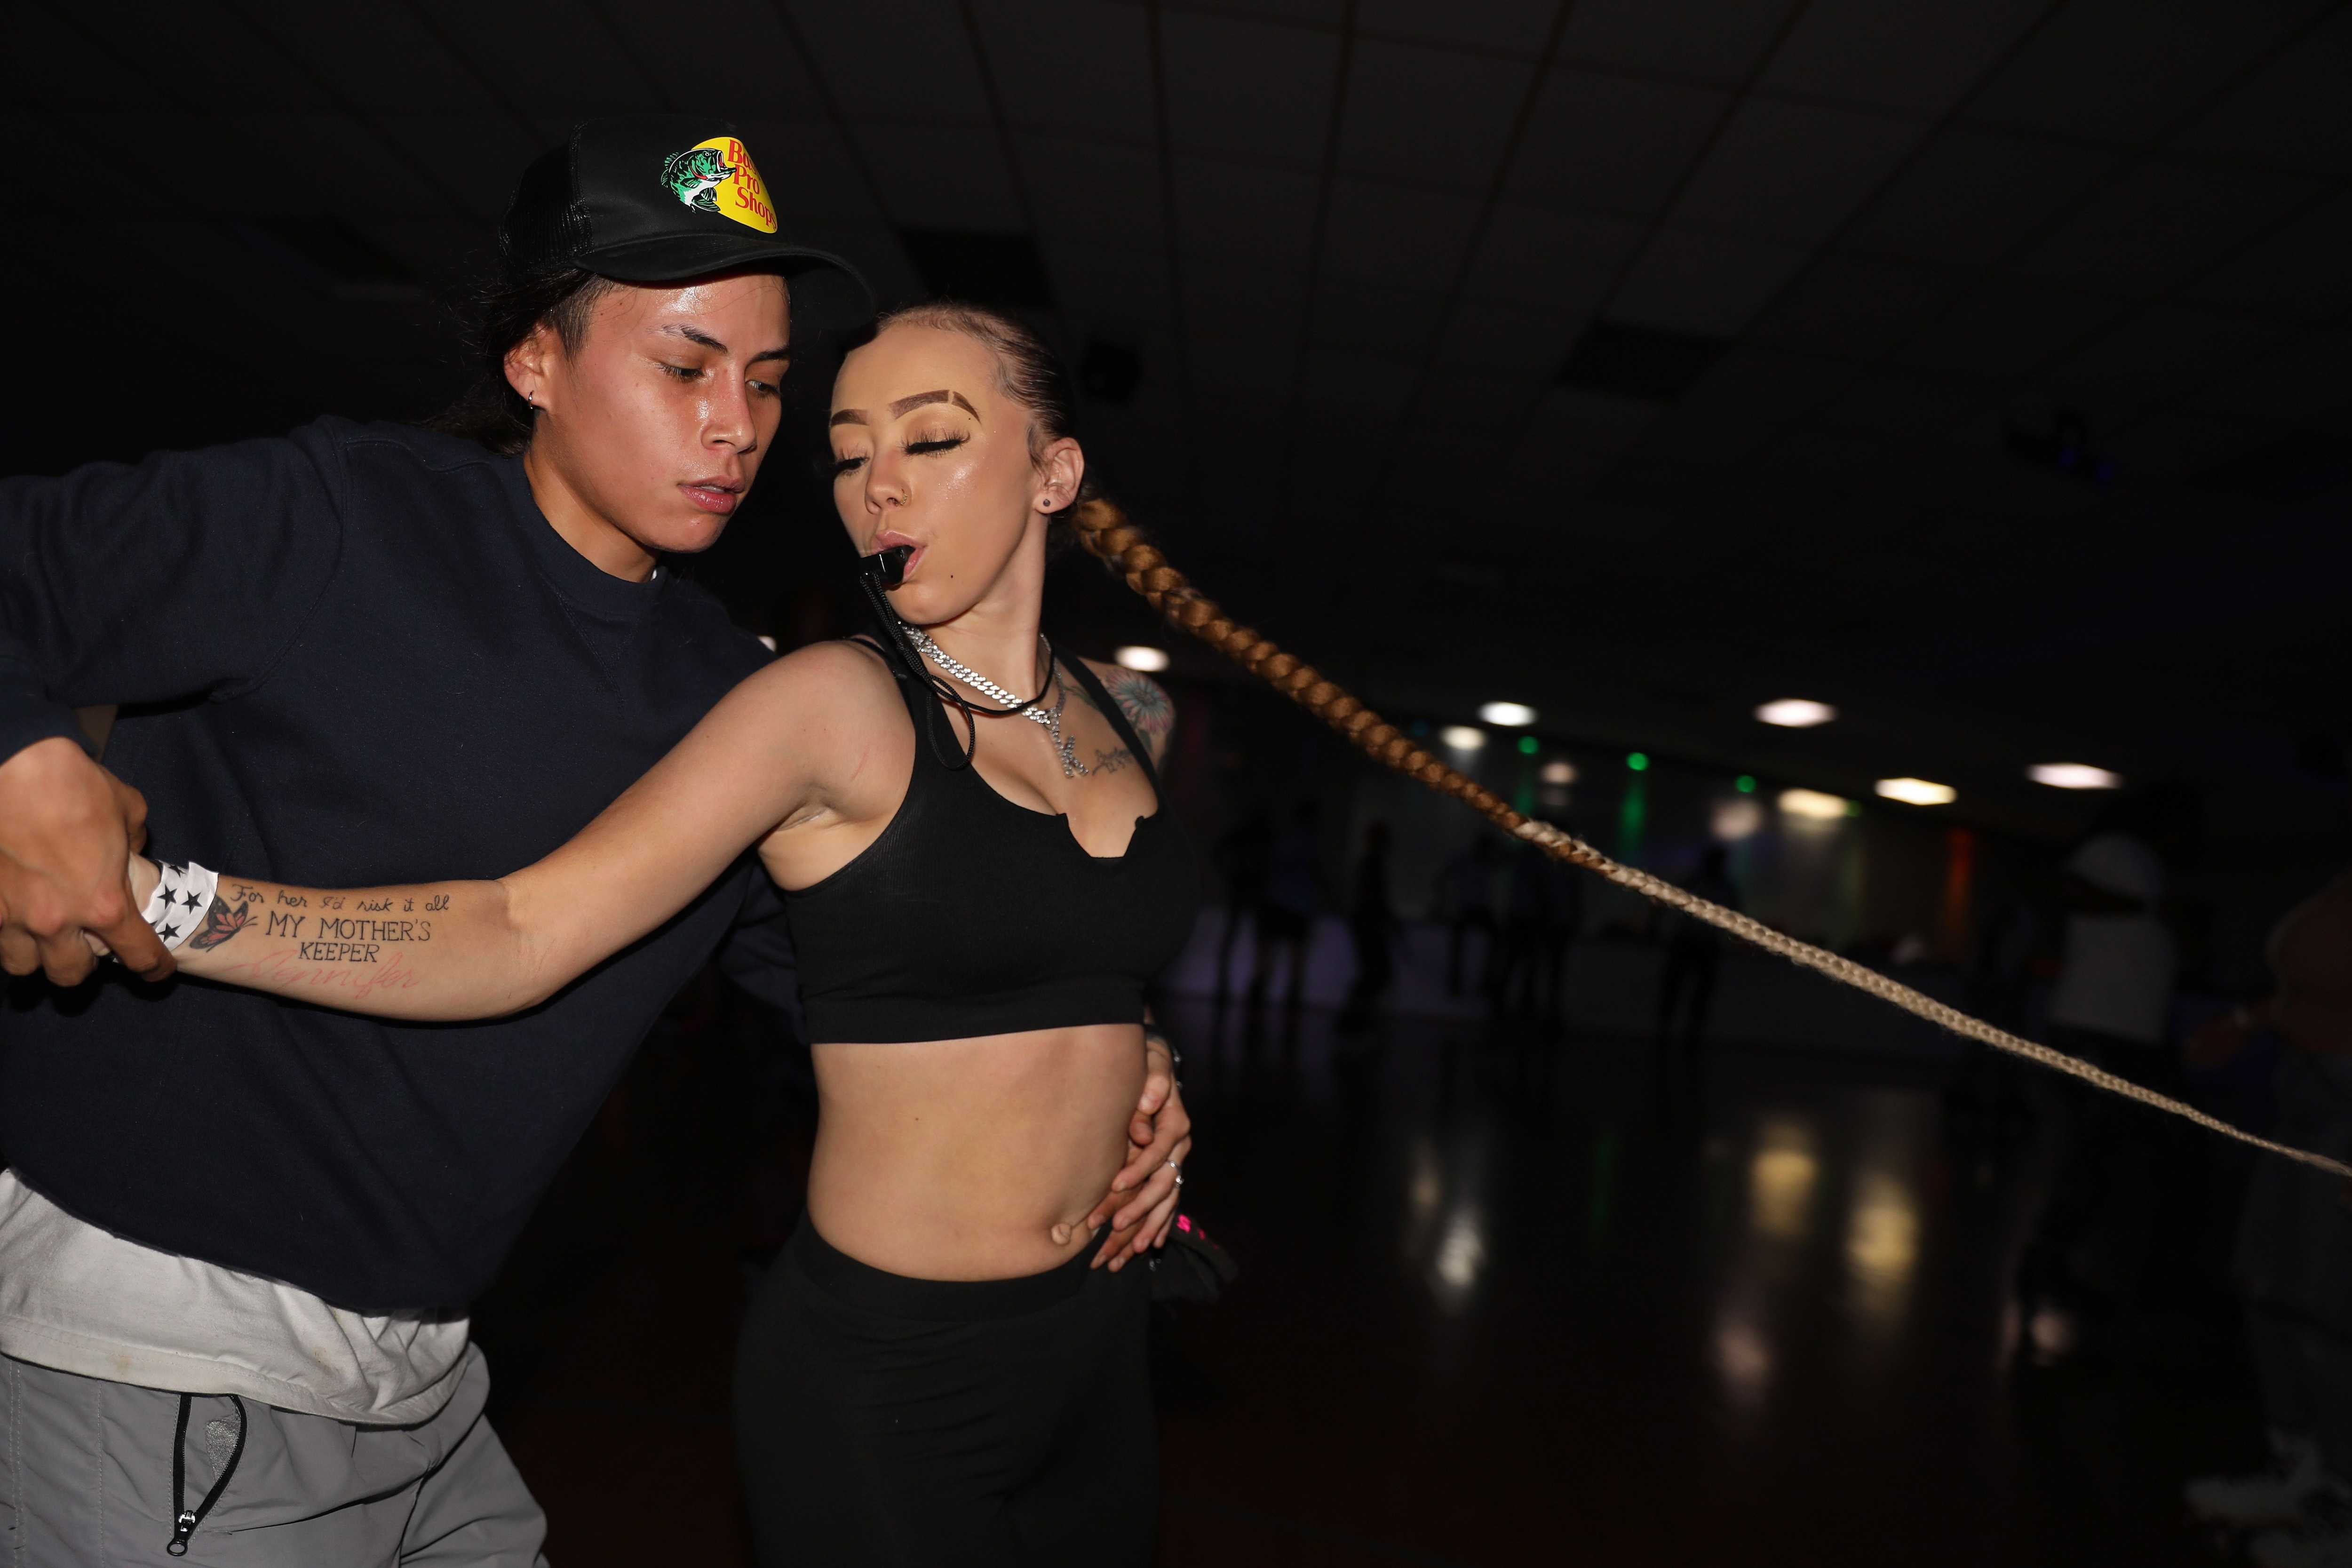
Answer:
[
  {"left": 1478, "top": 701, "right": 1537, "bottom": 726},
  {"left": 1756, "top": 699, "right": 1837, "bottom": 728},
  {"left": 1778, "top": 788, "right": 1848, "bottom": 820},
  {"left": 1113, "top": 645, "right": 1170, "bottom": 672},
  {"left": 2029, "top": 763, "right": 2122, "bottom": 790},
  {"left": 1875, "top": 778, "right": 1957, "bottom": 806},
  {"left": 1441, "top": 725, "right": 1486, "bottom": 751}
]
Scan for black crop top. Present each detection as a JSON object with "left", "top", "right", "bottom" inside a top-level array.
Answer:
[{"left": 781, "top": 645, "right": 1200, "bottom": 1043}]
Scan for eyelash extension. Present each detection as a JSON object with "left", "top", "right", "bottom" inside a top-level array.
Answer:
[
  {"left": 829, "top": 455, "right": 865, "bottom": 479},
  {"left": 906, "top": 436, "right": 966, "bottom": 455}
]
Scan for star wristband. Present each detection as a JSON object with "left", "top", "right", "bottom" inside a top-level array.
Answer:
[{"left": 140, "top": 861, "right": 220, "bottom": 951}]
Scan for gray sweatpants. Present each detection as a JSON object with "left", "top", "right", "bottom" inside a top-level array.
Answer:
[{"left": 0, "top": 1345, "right": 548, "bottom": 1567}]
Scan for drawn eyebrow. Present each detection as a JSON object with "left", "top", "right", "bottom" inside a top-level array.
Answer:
[
  {"left": 889, "top": 389, "right": 979, "bottom": 420},
  {"left": 659, "top": 325, "right": 788, "bottom": 365},
  {"left": 829, "top": 408, "right": 866, "bottom": 427}
]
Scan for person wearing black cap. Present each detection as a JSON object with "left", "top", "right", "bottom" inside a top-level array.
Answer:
[{"left": 0, "top": 118, "right": 1190, "bottom": 1565}]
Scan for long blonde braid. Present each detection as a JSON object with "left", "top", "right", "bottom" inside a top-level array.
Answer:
[{"left": 1066, "top": 496, "right": 2352, "bottom": 1182}]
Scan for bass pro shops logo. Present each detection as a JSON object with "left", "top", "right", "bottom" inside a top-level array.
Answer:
[{"left": 659, "top": 136, "right": 777, "bottom": 233}]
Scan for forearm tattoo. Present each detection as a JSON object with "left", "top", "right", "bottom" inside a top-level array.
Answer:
[
  {"left": 185, "top": 890, "right": 256, "bottom": 952},
  {"left": 1096, "top": 668, "right": 1175, "bottom": 765}
]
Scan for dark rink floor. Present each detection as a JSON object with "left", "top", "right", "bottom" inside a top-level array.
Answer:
[{"left": 475, "top": 983, "right": 2268, "bottom": 1567}]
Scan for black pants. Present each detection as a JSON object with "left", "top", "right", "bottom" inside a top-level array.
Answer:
[{"left": 734, "top": 1220, "right": 1156, "bottom": 1567}]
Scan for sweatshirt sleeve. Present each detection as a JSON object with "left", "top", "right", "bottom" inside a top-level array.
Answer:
[{"left": 0, "top": 425, "right": 348, "bottom": 764}]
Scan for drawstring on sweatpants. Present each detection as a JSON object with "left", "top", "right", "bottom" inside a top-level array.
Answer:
[{"left": 165, "top": 1392, "right": 246, "bottom": 1556}]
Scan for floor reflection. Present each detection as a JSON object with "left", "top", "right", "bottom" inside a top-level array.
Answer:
[{"left": 480, "top": 991, "right": 2264, "bottom": 1567}]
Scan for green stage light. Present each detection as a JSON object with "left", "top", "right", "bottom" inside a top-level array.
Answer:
[{"left": 1627, "top": 752, "right": 1650, "bottom": 772}]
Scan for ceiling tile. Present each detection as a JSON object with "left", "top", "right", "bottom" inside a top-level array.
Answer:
[
  {"left": 1749, "top": 255, "right": 1974, "bottom": 359},
  {"left": 1609, "top": 230, "right": 1811, "bottom": 335},
  {"left": 857, "top": 125, "right": 1025, "bottom": 230},
  {"left": 1459, "top": 205, "right": 1645, "bottom": 312},
  {"left": 1044, "top": 241, "right": 1175, "bottom": 331},
  {"left": 1297, "top": 346, "right": 1418, "bottom": 421},
  {"left": 1337, "top": 42, "right": 1532, "bottom": 190},
  {"left": 1524, "top": 385, "right": 1663, "bottom": 455},
  {"left": 406, "top": 0, "right": 656, "bottom": 117},
  {"left": 2183, "top": 330, "right": 2352, "bottom": 434},
  {"left": 1507, "top": 69, "right": 1731, "bottom": 219},
  {"left": 2173, "top": 5, "right": 2352, "bottom": 174},
  {"left": 2045, "top": 305, "right": 2279, "bottom": 408},
  {"left": 783, "top": 0, "right": 992, "bottom": 123},
  {"left": 2013, "top": 159, "right": 2321, "bottom": 300},
  {"left": 1666, "top": 99, "right": 1923, "bottom": 247},
  {"left": 1356, "top": 0, "right": 1558, "bottom": 56},
  {"left": 1184, "top": 261, "right": 1309, "bottom": 342},
  {"left": 1193, "top": 333, "right": 1302, "bottom": 402},
  {"left": 1436, "top": 299, "right": 1594, "bottom": 375},
  {"left": 2099, "top": 412, "right": 2275, "bottom": 479},
  {"left": 601, "top": 0, "right": 826, "bottom": 119},
  {"left": 1758, "top": 0, "right": 2052, "bottom": 116},
  {"left": 1319, "top": 180, "right": 1483, "bottom": 293},
  {"left": 975, "top": 0, "right": 1157, "bottom": 144},
  {"left": 1018, "top": 135, "right": 1165, "bottom": 249},
  {"left": 1414, "top": 366, "right": 1550, "bottom": 430},
  {"left": 1814, "top": 372, "right": 1991, "bottom": 438},
  {"left": 1172, "top": 158, "right": 1319, "bottom": 270},
  {"left": 1171, "top": 0, "right": 1348, "bottom": 24},
  {"left": 1307, "top": 284, "right": 1455, "bottom": 361},
  {"left": 372, "top": 116, "right": 548, "bottom": 218},
  {"left": 2187, "top": 191, "right": 2352, "bottom": 322},
  {"left": 1893, "top": 277, "right": 2130, "bottom": 377},
  {"left": 1160, "top": 11, "right": 1341, "bottom": 168},
  {"left": 69, "top": 0, "right": 336, "bottom": 111},
  {"left": 1558, "top": 0, "right": 1804, "bottom": 84},
  {"left": 243, "top": 0, "right": 504, "bottom": 114},
  {"left": 1965, "top": 0, "right": 2333, "bottom": 146},
  {"left": 1631, "top": 348, "right": 1853, "bottom": 462},
  {"left": 1842, "top": 126, "right": 2118, "bottom": 266}
]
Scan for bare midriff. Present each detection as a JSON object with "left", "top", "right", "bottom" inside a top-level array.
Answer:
[{"left": 805, "top": 1022, "right": 1145, "bottom": 1280}]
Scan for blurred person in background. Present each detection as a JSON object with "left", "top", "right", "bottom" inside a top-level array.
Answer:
[
  {"left": 2015, "top": 786, "right": 2198, "bottom": 1344},
  {"left": 1338, "top": 819, "right": 1398, "bottom": 1034},
  {"left": 1495, "top": 838, "right": 1584, "bottom": 1022},
  {"left": 1250, "top": 799, "right": 1321, "bottom": 1011},
  {"left": 1211, "top": 805, "right": 1272, "bottom": 997},
  {"left": 1657, "top": 844, "right": 1741, "bottom": 1053},
  {"left": 2182, "top": 804, "right": 2352, "bottom": 1565},
  {"left": 1433, "top": 834, "right": 1502, "bottom": 998}
]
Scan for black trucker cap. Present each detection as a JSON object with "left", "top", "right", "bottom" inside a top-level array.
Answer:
[{"left": 502, "top": 116, "right": 873, "bottom": 332}]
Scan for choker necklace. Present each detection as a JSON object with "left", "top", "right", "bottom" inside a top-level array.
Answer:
[{"left": 906, "top": 629, "right": 1091, "bottom": 778}]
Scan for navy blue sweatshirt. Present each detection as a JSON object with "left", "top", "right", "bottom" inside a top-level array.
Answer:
[{"left": 0, "top": 419, "right": 776, "bottom": 1311}]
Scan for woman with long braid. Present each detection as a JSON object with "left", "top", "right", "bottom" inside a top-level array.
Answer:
[{"left": 111, "top": 303, "right": 1191, "bottom": 1565}]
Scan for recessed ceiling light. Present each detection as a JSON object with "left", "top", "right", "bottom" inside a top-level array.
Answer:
[
  {"left": 1778, "top": 788, "right": 1849, "bottom": 820},
  {"left": 1875, "top": 777, "right": 1957, "bottom": 806},
  {"left": 1440, "top": 725, "right": 1486, "bottom": 751},
  {"left": 1540, "top": 761, "right": 1577, "bottom": 785},
  {"left": 1478, "top": 701, "right": 1537, "bottom": 726},
  {"left": 1756, "top": 699, "right": 1837, "bottom": 728},
  {"left": 1113, "top": 645, "right": 1170, "bottom": 672},
  {"left": 1712, "top": 798, "right": 1766, "bottom": 841},
  {"left": 2029, "top": 763, "right": 2122, "bottom": 790}
]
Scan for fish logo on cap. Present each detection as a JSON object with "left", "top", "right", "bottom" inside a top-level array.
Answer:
[{"left": 658, "top": 136, "right": 776, "bottom": 233}]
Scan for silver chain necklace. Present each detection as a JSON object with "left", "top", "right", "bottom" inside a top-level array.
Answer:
[{"left": 906, "top": 628, "right": 1091, "bottom": 778}]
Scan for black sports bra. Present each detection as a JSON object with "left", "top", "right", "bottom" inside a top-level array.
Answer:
[{"left": 780, "top": 643, "right": 1200, "bottom": 1044}]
